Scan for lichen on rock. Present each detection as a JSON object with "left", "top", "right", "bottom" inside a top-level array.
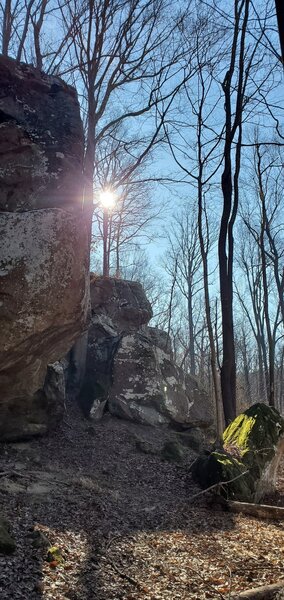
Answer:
[
  {"left": 192, "top": 403, "right": 284, "bottom": 502},
  {"left": 0, "top": 56, "right": 90, "bottom": 441},
  {"left": 81, "top": 276, "right": 214, "bottom": 429}
]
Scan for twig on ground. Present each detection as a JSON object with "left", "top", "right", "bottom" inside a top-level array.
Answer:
[
  {"left": 185, "top": 563, "right": 228, "bottom": 600},
  {"left": 0, "top": 470, "right": 28, "bottom": 478},
  {"left": 185, "top": 470, "right": 250, "bottom": 504},
  {"left": 227, "top": 565, "right": 233, "bottom": 600},
  {"left": 0, "top": 470, "right": 70, "bottom": 487},
  {"left": 226, "top": 500, "right": 284, "bottom": 520},
  {"left": 188, "top": 457, "right": 198, "bottom": 471},
  {"left": 103, "top": 557, "right": 144, "bottom": 591}
]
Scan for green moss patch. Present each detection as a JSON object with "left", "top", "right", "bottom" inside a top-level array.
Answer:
[
  {"left": 224, "top": 403, "right": 283, "bottom": 455},
  {"left": 46, "top": 546, "right": 63, "bottom": 564},
  {"left": 192, "top": 403, "right": 284, "bottom": 502}
]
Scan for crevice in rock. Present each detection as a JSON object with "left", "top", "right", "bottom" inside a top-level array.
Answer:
[{"left": 0, "top": 109, "right": 17, "bottom": 124}]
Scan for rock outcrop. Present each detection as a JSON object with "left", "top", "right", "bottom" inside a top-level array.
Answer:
[
  {"left": 108, "top": 332, "right": 212, "bottom": 427},
  {"left": 81, "top": 276, "right": 213, "bottom": 429},
  {"left": 90, "top": 276, "right": 153, "bottom": 330},
  {"left": 192, "top": 403, "right": 284, "bottom": 502},
  {"left": 0, "top": 56, "right": 90, "bottom": 441},
  {"left": 79, "top": 277, "right": 152, "bottom": 417}
]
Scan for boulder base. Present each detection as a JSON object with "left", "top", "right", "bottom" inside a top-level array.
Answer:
[{"left": 192, "top": 403, "right": 284, "bottom": 502}]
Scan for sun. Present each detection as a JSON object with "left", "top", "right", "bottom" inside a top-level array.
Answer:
[{"left": 99, "top": 189, "right": 116, "bottom": 210}]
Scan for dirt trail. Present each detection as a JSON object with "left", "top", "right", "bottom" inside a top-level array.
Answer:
[{"left": 0, "top": 400, "right": 283, "bottom": 600}]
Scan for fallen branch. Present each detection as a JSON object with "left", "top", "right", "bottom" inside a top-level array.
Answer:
[
  {"left": 0, "top": 470, "right": 70, "bottom": 487},
  {"left": 230, "top": 580, "right": 284, "bottom": 599},
  {"left": 226, "top": 501, "right": 284, "bottom": 521},
  {"left": 104, "top": 558, "right": 144, "bottom": 591},
  {"left": 185, "top": 563, "right": 228, "bottom": 600},
  {"left": 0, "top": 470, "right": 28, "bottom": 478},
  {"left": 186, "top": 471, "right": 249, "bottom": 504}
]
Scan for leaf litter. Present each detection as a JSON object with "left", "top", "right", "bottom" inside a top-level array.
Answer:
[{"left": 0, "top": 399, "right": 283, "bottom": 600}]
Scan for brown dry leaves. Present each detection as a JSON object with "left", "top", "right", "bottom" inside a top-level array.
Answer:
[
  {"left": 0, "top": 404, "right": 283, "bottom": 600},
  {"left": 94, "top": 509, "right": 284, "bottom": 600}
]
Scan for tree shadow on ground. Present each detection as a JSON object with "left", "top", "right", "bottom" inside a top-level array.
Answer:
[{"left": 0, "top": 410, "right": 241, "bottom": 600}]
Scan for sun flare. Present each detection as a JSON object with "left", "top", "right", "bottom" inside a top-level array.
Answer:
[{"left": 99, "top": 189, "right": 116, "bottom": 210}]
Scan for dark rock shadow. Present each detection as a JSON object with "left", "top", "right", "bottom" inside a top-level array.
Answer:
[{"left": 0, "top": 409, "right": 237, "bottom": 600}]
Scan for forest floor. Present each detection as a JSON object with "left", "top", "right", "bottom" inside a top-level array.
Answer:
[{"left": 0, "top": 400, "right": 283, "bottom": 600}]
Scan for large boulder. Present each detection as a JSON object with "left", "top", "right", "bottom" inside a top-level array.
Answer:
[
  {"left": 81, "top": 276, "right": 213, "bottom": 428},
  {"left": 79, "top": 277, "right": 152, "bottom": 415},
  {"left": 0, "top": 56, "right": 90, "bottom": 441},
  {"left": 108, "top": 332, "right": 213, "bottom": 428},
  {"left": 192, "top": 403, "right": 284, "bottom": 502},
  {"left": 90, "top": 276, "right": 153, "bottom": 331},
  {"left": 0, "top": 56, "right": 83, "bottom": 211}
]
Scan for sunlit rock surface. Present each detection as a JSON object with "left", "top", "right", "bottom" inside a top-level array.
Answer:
[
  {"left": 0, "top": 56, "right": 90, "bottom": 441},
  {"left": 81, "top": 276, "right": 213, "bottom": 428},
  {"left": 192, "top": 403, "right": 284, "bottom": 502},
  {"left": 108, "top": 332, "right": 213, "bottom": 428},
  {"left": 0, "top": 56, "right": 83, "bottom": 211}
]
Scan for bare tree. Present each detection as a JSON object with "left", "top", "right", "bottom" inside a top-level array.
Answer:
[
  {"left": 164, "top": 208, "right": 204, "bottom": 377},
  {"left": 0, "top": 0, "right": 63, "bottom": 66},
  {"left": 92, "top": 126, "right": 163, "bottom": 276},
  {"left": 274, "top": 0, "right": 284, "bottom": 62},
  {"left": 161, "top": 6, "right": 225, "bottom": 436},
  {"left": 240, "top": 142, "right": 284, "bottom": 407},
  {"left": 236, "top": 238, "right": 268, "bottom": 403},
  {"left": 53, "top": 0, "right": 193, "bottom": 207}
]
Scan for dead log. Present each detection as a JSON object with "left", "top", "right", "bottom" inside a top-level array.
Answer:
[
  {"left": 231, "top": 580, "right": 284, "bottom": 599},
  {"left": 226, "top": 500, "right": 284, "bottom": 520}
]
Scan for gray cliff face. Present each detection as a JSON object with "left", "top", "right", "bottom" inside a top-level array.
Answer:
[
  {"left": 0, "top": 56, "right": 83, "bottom": 211},
  {"left": 81, "top": 276, "right": 213, "bottom": 429},
  {"left": 0, "top": 56, "right": 90, "bottom": 441}
]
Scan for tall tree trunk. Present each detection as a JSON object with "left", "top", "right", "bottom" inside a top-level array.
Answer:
[
  {"left": 219, "top": 0, "right": 250, "bottom": 425},
  {"left": 257, "top": 146, "right": 275, "bottom": 407},
  {"left": 219, "top": 171, "right": 236, "bottom": 424},
  {"left": 257, "top": 338, "right": 266, "bottom": 403},
  {"left": 187, "top": 278, "right": 196, "bottom": 376},
  {"left": 2, "top": 0, "right": 12, "bottom": 55},
  {"left": 241, "top": 329, "right": 252, "bottom": 405},
  {"left": 103, "top": 210, "right": 109, "bottom": 277}
]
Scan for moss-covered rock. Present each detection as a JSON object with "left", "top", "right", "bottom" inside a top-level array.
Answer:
[
  {"left": 0, "top": 518, "right": 16, "bottom": 554},
  {"left": 191, "top": 403, "right": 284, "bottom": 502},
  {"left": 191, "top": 450, "right": 255, "bottom": 501},
  {"left": 224, "top": 403, "right": 283, "bottom": 462}
]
